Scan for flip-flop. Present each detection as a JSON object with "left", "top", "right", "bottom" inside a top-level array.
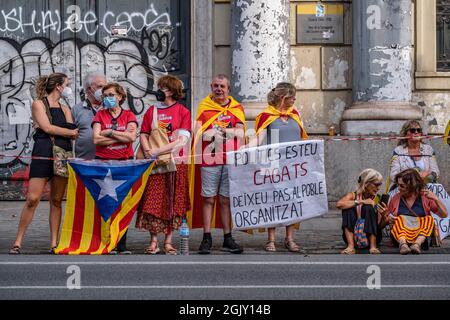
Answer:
[
  {"left": 264, "top": 240, "right": 276, "bottom": 252},
  {"left": 9, "top": 245, "right": 21, "bottom": 254},
  {"left": 144, "top": 242, "right": 160, "bottom": 255},
  {"left": 164, "top": 243, "right": 177, "bottom": 255},
  {"left": 341, "top": 247, "right": 355, "bottom": 255},
  {"left": 284, "top": 239, "right": 300, "bottom": 253}
]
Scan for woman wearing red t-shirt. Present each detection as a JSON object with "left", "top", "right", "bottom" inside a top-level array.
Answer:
[
  {"left": 136, "top": 75, "right": 191, "bottom": 255},
  {"left": 92, "top": 82, "right": 138, "bottom": 254}
]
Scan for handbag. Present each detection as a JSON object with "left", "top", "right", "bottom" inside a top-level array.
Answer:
[
  {"left": 136, "top": 105, "right": 177, "bottom": 175},
  {"left": 431, "top": 222, "right": 442, "bottom": 247},
  {"left": 43, "top": 97, "right": 73, "bottom": 178},
  {"left": 353, "top": 194, "right": 369, "bottom": 248},
  {"left": 52, "top": 144, "right": 72, "bottom": 178}
]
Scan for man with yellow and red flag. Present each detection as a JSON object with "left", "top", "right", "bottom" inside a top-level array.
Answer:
[{"left": 189, "top": 74, "right": 246, "bottom": 254}]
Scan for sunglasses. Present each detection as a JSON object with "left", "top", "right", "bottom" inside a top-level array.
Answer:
[
  {"left": 370, "top": 182, "right": 382, "bottom": 187},
  {"left": 408, "top": 128, "right": 422, "bottom": 134},
  {"left": 111, "top": 119, "right": 117, "bottom": 130}
]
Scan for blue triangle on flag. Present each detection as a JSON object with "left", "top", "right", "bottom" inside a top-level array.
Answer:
[{"left": 69, "top": 159, "right": 152, "bottom": 222}]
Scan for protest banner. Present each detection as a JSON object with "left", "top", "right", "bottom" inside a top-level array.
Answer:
[
  {"left": 388, "top": 183, "right": 450, "bottom": 240},
  {"left": 227, "top": 140, "right": 328, "bottom": 231}
]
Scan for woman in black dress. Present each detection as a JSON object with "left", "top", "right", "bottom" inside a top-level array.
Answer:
[
  {"left": 336, "top": 169, "right": 387, "bottom": 255},
  {"left": 9, "top": 73, "right": 79, "bottom": 254}
]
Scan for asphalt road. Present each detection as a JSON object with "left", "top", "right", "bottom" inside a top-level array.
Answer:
[{"left": 0, "top": 254, "right": 449, "bottom": 300}]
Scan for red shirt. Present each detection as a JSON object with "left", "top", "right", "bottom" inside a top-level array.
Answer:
[
  {"left": 141, "top": 102, "right": 191, "bottom": 159},
  {"left": 197, "top": 105, "right": 244, "bottom": 166},
  {"left": 92, "top": 108, "right": 138, "bottom": 159}
]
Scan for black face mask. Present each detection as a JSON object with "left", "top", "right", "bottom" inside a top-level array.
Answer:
[{"left": 155, "top": 89, "right": 166, "bottom": 102}]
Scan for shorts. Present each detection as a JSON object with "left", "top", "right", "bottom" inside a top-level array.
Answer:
[{"left": 201, "top": 165, "right": 229, "bottom": 198}]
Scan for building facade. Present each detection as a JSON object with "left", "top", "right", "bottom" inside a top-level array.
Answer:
[{"left": 0, "top": 0, "right": 448, "bottom": 201}]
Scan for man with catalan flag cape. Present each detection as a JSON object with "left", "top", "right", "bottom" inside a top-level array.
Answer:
[
  {"left": 188, "top": 74, "right": 246, "bottom": 254},
  {"left": 55, "top": 159, "right": 154, "bottom": 255}
]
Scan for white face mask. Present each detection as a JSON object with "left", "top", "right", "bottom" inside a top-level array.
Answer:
[
  {"left": 94, "top": 89, "right": 103, "bottom": 103},
  {"left": 61, "top": 86, "right": 73, "bottom": 98}
]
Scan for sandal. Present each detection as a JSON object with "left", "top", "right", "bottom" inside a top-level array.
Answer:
[
  {"left": 284, "top": 239, "right": 300, "bottom": 253},
  {"left": 399, "top": 243, "right": 411, "bottom": 255},
  {"left": 264, "top": 240, "right": 276, "bottom": 252},
  {"left": 410, "top": 243, "right": 421, "bottom": 255},
  {"left": 341, "top": 247, "right": 355, "bottom": 255},
  {"left": 164, "top": 242, "right": 177, "bottom": 255},
  {"left": 49, "top": 246, "right": 57, "bottom": 254},
  {"left": 369, "top": 247, "right": 381, "bottom": 255},
  {"left": 144, "top": 241, "right": 160, "bottom": 255},
  {"left": 9, "top": 245, "right": 21, "bottom": 254}
]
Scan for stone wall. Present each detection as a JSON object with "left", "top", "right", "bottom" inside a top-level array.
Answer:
[{"left": 324, "top": 138, "right": 450, "bottom": 206}]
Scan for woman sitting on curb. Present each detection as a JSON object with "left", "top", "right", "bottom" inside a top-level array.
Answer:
[
  {"left": 336, "top": 169, "right": 387, "bottom": 255},
  {"left": 387, "top": 169, "right": 447, "bottom": 255}
]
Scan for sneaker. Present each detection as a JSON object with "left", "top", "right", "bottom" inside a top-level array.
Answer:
[
  {"left": 109, "top": 249, "right": 118, "bottom": 255},
  {"left": 198, "top": 238, "right": 212, "bottom": 254},
  {"left": 222, "top": 237, "right": 243, "bottom": 254},
  {"left": 117, "top": 247, "right": 132, "bottom": 255},
  {"left": 119, "top": 250, "right": 132, "bottom": 255}
]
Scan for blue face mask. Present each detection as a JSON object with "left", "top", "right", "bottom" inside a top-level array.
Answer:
[{"left": 103, "top": 96, "right": 117, "bottom": 109}]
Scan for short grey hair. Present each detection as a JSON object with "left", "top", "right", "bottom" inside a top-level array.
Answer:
[
  {"left": 212, "top": 74, "right": 230, "bottom": 89},
  {"left": 83, "top": 72, "right": 106, "bottom": 91}
]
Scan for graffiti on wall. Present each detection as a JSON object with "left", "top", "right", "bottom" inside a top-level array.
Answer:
[{"left": 0, "top": 1, "right": 190, "bottom": 199}]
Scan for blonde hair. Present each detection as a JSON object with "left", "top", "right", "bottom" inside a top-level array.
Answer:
[
  {"left": 267, "top": 82, "right": 296, "bottom": 107},
  {"left": 398, "top": 120, "right": 423, "bottom": 146},
  {"left": 35, "top": 73, "right": 67, "bottom": 100},
  {"left": 356, "top": 168, "right": 383, "bottom": 194}
]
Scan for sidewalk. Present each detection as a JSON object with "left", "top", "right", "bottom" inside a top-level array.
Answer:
[{"left": 1, "top": 201, "right": 449, "bottom": 254}]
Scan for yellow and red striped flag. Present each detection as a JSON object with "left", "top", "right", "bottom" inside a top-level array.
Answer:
[{"left": 55, "top": 159, "right": 153, "bottom": 255}]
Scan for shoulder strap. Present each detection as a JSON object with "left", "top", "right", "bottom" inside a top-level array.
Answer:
[
  {"left": 152, "top": 105, "right": 159, "bottom": 130},
  {"left": 42, "top": 97, "right": 55, "bottom": 144},
  {"left": 400, "top": 197, "right": 419, "bottom": 217},
  {"left": 42, "top": 97, "right": 52, "bottom": 124},
  {"left": 355, "top": 193, "right": 362, "bottom": 219}
]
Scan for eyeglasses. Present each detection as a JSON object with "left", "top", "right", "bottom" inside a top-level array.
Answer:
[
  {"left": 408, "top": 128, "right": 422, "bottom": 134},
  {"left": 111, "top": 119, "right": 117, "bottom": 130}
]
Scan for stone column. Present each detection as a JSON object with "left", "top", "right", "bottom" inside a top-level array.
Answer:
[
  {"left": 341, "top": 0, "right": 422, "bottom": 135},
  {"left": 191, "top": 0, "right": 214, "bottom": 112},
  {"left": 231, "top": 0, "right": 290, "bottom": 120}
]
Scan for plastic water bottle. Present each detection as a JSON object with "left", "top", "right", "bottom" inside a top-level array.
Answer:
[{"left": 179, "top": 218, "right": 190, "bottom": 255}]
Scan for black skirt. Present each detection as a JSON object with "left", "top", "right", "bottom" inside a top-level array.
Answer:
[{"left": 342, "top": 205, "right": 382, "bottom": 245}]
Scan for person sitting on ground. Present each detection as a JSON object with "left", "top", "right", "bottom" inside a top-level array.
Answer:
[
  {"left": 336, "top": 169, "right": 387, "bottom": 255},
  {"left": 387, "top": 169, "right": 447, "bottom": 255},
  {"left": 389, "top": 120, "right": 439, "bottom": 190}
]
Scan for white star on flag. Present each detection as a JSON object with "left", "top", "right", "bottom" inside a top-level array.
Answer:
[{"left": 93, "top": 169, "right": 127, "bottom": 202}]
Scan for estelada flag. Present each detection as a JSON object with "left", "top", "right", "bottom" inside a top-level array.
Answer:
[{"left": 55, "top": 159, "right": 154, "bottom": 255}]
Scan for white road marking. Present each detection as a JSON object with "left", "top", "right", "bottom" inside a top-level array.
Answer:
[
  {"left": 0, "top": 285, "right": 449, "bottom": 290},
  {"left": 0, "top": 261, "right": 449, "bottom": 265}
]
